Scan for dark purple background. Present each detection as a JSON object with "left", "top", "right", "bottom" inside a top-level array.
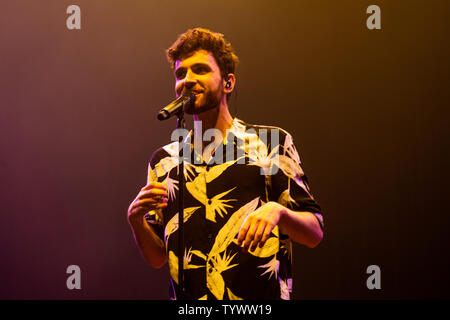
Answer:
[{"left": 1, "top": 0, "right": 449, "bottom": 299}]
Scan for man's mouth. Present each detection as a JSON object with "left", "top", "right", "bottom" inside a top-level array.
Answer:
[
  {"left": 192, "top": 92, "right": 203, "bottom": 100},
  {"left": 182, "top": 90, "right": 202, "bottom": 96}
]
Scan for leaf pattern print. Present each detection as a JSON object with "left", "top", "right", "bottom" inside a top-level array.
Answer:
[
  {"left": 186, "top": 166, "right": 237, "bottom": 223},
  {"left": 207, "top": 249, "right": 238, "bottom": 300},
  {"left": 163, "top": 176, "right": 178, "bottom": 201},
  {"left": 258, "top": 256, "right": 280, "bottom": 280},
  {"left": 277, "top": 187, "right": 299, "bottom": 209},
  {"left": 279, "top": 278, "right": 291, "bottom": 300},
  {"left": 208, "top": 197, "right": 260, "bottom": 258},
  {"left": 145, "top": 118, "right": 322, "bottom": 300},
  {"left": 280, "top": 237, "right": 292, "bottom": 259},
  {"left": 164, "top": 207, "right": 201, "bottom": 244},
  {"left": 205, "top": 161, "right": 237, "bottom": 183},
  {"left": 226, "top": 287, "right": 243, "bottom": 300},
  {"left": 205, "top": 188, "right": 237, "bottom": 222},
  {"left": 245, "top": 235, "right": 279, "bottom": 258},
  {"left": 184, "top": 247, "right": 205, "bottom": 270},
  {"left": 168, "top": 247, "right": 205, "bottom": 285}
]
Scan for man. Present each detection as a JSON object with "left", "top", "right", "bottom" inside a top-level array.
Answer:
[{"left": 127, "top": 28, "right": 323, "bottom": 300}]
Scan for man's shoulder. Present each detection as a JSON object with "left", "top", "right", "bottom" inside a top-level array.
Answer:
[
  {"left": 234, "top": 118, "right": 292, "bottom": 142},
  {"left": 149, "top": 141, "right": 179, "bottom": 167}
]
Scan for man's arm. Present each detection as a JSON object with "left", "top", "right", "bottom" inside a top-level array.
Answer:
[
  {"left": 237, "top": 201, "right": 323, "bottom": 252},
  {"left": 127, "top": 182, "right": 169, "bottom": 269},
  {"left": 278, "top": 205, "right": 323, "bottom": 248},
  {"left": 128, "top": 215, "right": 168, "bottom": 269}
]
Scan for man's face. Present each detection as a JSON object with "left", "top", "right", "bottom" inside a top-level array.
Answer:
[{"left": 174, "top": 50, "right": 224, "bottom": 114}]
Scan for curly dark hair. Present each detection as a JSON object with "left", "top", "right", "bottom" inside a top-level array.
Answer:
[{"left": 166, "top": 27, "right": 239, "bottom": 78}]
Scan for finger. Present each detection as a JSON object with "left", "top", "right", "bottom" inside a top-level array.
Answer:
[
  {"left": 250, "top": 222, "right": 267, "bottom": 252},
  {"left": 139, "top": 188, "right": 168, "bottom": 199},
  {"left": 155, "top": 202, "right": 168, "bottom": 209},
  {"left": 242, "top": 220, "right": 259, "bottom": 250},
  {"left": 140, "top": 197, "right": 168, "bottom": 204},
  {"left": 135, "top": 198, "right": 168, "bottom": 208},
  {"left": 237, "top": 217, "right": 251, "bottom": 246},
  {"left": 142, "top": 181, "right": 167, "bottom": 191},
  {"left": 134, "top": 203, "right": 168, "bottom": 216},
  {"left": 259, "top": 223, "right": 275, "bottom": 248}
]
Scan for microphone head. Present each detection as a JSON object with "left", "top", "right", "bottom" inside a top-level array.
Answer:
[
  {"left": 157, "top": 110, "right": 169, "bottom": 121},
  {"left": 156, "top": 92, "right": 196, "bottom": 121}
]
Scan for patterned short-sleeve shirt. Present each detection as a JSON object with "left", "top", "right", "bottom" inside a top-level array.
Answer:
[{"left": 145, "top": 118, "right": 323, "bottom": 300}]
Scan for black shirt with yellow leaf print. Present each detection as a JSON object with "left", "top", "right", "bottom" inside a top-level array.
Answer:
[{"left": 145, "top": 118, "right": 323, "bottom": 300}]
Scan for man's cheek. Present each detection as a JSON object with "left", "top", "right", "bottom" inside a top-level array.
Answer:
[
  {"left": 196, "top": 92, "right": 205, "bottom": 105},
  {"left": 175, "top": 83, "right": 183, "bottom": 96}
]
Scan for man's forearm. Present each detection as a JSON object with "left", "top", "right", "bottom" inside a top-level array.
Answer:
[
  {"left": 278, "top": 207, "right": 323, "bottom": 248},
  {"left": 128, "top": 216, "right": 168, "bottom": 268}
]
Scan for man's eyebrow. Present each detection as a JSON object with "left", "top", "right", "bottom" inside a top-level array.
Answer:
[
  {"left": 176, "top": 62, "right": 211, "bottom": 70},
  {"left": 175, "top": 63, "right": 211, "bottom": 79},
  {"left": 192, "top": 62, "right": 212, "bottom": 69}
]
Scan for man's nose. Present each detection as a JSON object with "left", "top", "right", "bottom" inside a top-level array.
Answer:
[{"left": 183, "top": 70, "right": 196, "bottom": 89}]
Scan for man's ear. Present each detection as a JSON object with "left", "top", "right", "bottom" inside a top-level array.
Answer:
[{"left": 224, "top": 73, "right": 236, "bottom": 93}]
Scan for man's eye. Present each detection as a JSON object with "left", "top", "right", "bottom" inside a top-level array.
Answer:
[
  {"left": 194, "top": 66, "right": 209, "bottom": 74},
  {"left": 175, "top": 70, "right": 186, "bottom": 79}
]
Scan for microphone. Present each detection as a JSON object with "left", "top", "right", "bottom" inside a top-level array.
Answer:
[{"left": 157, "top": 92, "right": 196, "bottom": 121}]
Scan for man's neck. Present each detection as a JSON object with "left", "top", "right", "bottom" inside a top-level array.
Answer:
[{"left": 193, "top": 101, "right": 234, "bottom": 142}]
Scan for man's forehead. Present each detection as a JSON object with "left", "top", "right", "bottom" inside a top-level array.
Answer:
[{"left": 174, "top": 50, "right": 218, "bottom": 69}]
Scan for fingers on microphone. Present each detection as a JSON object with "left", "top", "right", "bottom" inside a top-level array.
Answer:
[
  {"left": 142, "top": 182, "right": 168, "bottom": 191},
  {"left": 140, "top": 188, "right": 168, "bottom": 199},
  {"left": 136, "top": 197, "right": 168, "bottom": 208}
]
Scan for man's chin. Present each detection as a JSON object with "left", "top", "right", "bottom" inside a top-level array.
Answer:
[{"left": 185, "top": 103, "right": 218, "bottom": 115}]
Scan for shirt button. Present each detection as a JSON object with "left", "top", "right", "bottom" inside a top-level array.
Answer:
[{"left": 208, "top": 233, "right": 213, "bottom": 239}]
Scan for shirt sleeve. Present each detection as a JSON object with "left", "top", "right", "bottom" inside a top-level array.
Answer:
[{"left": 268, "top": 131, "right": 324, "bottom": 231}]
